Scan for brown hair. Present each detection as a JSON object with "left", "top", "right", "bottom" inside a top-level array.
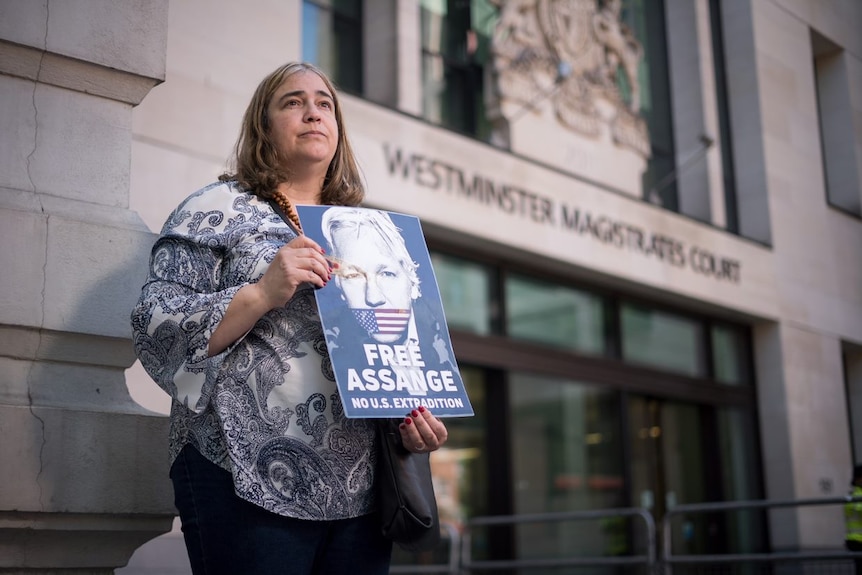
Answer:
[{"left": 219, "top": 62, "right": 364, "bottom": 206}]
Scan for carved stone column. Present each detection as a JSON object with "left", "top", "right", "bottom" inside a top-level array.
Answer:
[{"left": 0, "top": 1, "right": 175, "bottom": 572}]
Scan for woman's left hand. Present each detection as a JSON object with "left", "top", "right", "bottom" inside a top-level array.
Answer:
[{"left": 399, "top": 406, "right": 448, "bottom": 454}]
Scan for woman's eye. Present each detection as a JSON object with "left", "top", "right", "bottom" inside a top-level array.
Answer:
[{"left": 319, "top": 101, "right": 332, "bottom": 110}]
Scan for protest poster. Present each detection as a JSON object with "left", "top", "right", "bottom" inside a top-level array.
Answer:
[{"left": 296, "top": 205, "right": 474, "bottom": 419}]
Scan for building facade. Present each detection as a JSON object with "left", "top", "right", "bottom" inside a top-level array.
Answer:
[
  {"left": 119, "top": 0, "right": 862, "bottom": 564},
  {"left": 3, "top": 0, "right": 856, "bottom": 570}
]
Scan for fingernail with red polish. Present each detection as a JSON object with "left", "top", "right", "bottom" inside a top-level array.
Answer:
[
  {"left": 404, "top": 417, "right": 412, "bottom": 425},
  {"left": 411, "top": 410, "right": 419, "bottom": 418},
  {"left": 418, "top": 406, "right": 426, "bottom": 413}
]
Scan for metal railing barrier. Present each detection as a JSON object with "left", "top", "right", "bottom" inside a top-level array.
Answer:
[
  {"left": 389, "top": 497, "right": 862, "bottom": 574},
  {"left": 390, "top": 521, "right": 461, "bottom": 575},
  {"left": 460, "top": 507, "right": 656, "bottom": 572},
  {"left": 661, "top": 496, "right": 862, "bottom": 575}
]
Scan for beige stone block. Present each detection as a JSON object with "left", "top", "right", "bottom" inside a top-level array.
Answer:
[
  {"left": 0, "top": 356, "right": 33, "bottom": 407},
  {"left": 0, "top": 0, "right": 48, "bottom": 49},
  {"left": 165, "top": 0, "right": 300, "bottom": 92},
  {"left": 0, "top": 405, "right": 172, "bottom": 514},
  {"left": 763, "top": 139, "right": 823, "bottom": 208},
  {"left": 0, "top": 404, "right": 174, "bottom": 569},
  {"left": 754, "top": 324, "right": 849, "bottom": 547},
  {"left": 42, "top": 215, "right": 153, "bottom": 340},
  {"left": 40, "top": 364, "right": 139, "bottom": 415},
  {"left": 760, "top": 61, "right": 796, "bottom": 126},
  {"left": 0, "top": 207, "right": 46, "bottom": 326},
  {"left": 775, "top": 0, "right": 862, "bottom": 59},
  {"left": 397, "top": 0, "right": 423, "bottom": 115},
  {"left": 508, "top": 107, "right": 647, "bottom": 199},
  {"left": 0, "top": 76, "right": 38, "bottom": 194},
  {"left": 0, "top": 1, "right": 167, "bottom": 106},
  {"left": 37, "top": 0, "right": 166, "bottom": 79},
  {"left": 782, "top": 328, "right": 847, "bottom": 544},
  {"left": 27, "top": 85, "right": 131, "bottom": 205}
]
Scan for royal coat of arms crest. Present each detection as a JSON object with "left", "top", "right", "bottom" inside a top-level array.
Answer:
[{"left": 490, "top": 0, "right": 650, "bottom": 158}]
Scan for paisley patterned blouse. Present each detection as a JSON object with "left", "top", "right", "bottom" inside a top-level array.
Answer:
[{"left": 131, "top": 181, "right": 377, "bottom": 520}]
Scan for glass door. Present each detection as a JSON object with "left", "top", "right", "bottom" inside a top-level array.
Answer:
[
  {"left": 509, "top": 372, "right": 626, "bottom": 564},
  {"left": 628, "top": 396, "right": 768, "bottom": 556},
  {"left": 628, "top": 396, "right": 707, "bottom": 554}
]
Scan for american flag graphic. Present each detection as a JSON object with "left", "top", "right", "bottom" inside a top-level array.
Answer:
[{"left": 352, "top": 308, "right": 411, "bottom": 336}]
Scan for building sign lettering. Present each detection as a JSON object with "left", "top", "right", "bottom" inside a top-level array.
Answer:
[{"left": 383, "top": 143, "right": 741, "bottom": 284}]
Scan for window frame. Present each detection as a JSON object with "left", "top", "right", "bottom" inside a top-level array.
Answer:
[
  {"left": 428, "top": 237, "right": 756, "bottom": 408},
  {"left": 302, "top": 0, "right": 365, "bottom": 96}
]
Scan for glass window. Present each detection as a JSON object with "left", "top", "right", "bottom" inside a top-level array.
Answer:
[
  {"left": 433, "top": 366, "right": 489, "bottom": 524},
  {"left": 619, "top": 0, "right": 678, "bottom": 210},
  {"left": 812, "top": 31, "right": 860, "bottom": 216},
  {"left": 716, "top": 407, "right": 766, "bottom": 552},
  {"left": 420, "top": 0, "right": 497, "bottom": 139},
  {"left": 711, "top": 323, "right": 750, "bottom": 386},
  {"left": 431, "top": 252, "right": 496, "bottom": 335},
  {"left": 621, "top": 303, "right": 705, "bottom": 377},
  {"left": 709, "top": 0, "right": 739, "bottom": 233},
  {"left": 506, "top": 274, "right": 606, "bottom": 355},
  {"left": 509, "top": 373, "right": 625, "bottom": 558},
  {"left": 302, "top": 0, "right": 363, "bottom": 94}
]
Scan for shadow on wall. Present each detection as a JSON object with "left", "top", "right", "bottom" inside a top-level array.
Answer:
[
  {"left": 112, "top": 224, "right": 186, "bottom": 571},
  {"left": 12, "top": 214, "right": 178, "bottom": 568},
  {"left": 117, "top": 518, "right": 191, "bottom": 575}
]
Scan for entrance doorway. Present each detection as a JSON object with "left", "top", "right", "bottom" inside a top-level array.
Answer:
[
  {"left": 627, "top": 396, "right": 766, "bottom": 554},
  {"left": 628, "top": 396, "right": 708, "bottom": 554}
]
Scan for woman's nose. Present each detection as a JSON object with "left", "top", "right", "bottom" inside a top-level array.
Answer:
[{"left": 305, "top": 103, "right": 321, "bottom": 122}]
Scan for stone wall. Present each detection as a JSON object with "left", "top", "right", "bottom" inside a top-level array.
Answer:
[{"left": 0, "top": 1, "right": 175, "bottom": 571}]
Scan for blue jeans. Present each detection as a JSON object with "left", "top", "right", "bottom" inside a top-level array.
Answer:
[{"left": 170, "top": 444, "right": 392, "bottom": 575}]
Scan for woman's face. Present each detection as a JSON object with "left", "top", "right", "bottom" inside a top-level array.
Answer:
[{"left": 266, "top": 71, "right": 338, "bottom": 172}]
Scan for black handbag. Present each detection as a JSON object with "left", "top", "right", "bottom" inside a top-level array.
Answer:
[{"left": 376, "top": 418, "right": 441, "bottom": 552}]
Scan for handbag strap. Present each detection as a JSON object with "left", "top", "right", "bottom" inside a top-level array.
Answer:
[{"left": 377, "top": 418, "right": 409, "bottom": 451}]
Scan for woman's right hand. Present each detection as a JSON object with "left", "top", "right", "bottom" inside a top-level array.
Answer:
[
  {"left": 208, "top": 235, "right": 331, "bottom": 357},
  {"left": 256, "top": 235, "right": 332, "bottom": 308}
]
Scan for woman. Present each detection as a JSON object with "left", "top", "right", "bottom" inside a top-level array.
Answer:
[{"left": 131, "top": 62, "right": 449, "bottom": 575}]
